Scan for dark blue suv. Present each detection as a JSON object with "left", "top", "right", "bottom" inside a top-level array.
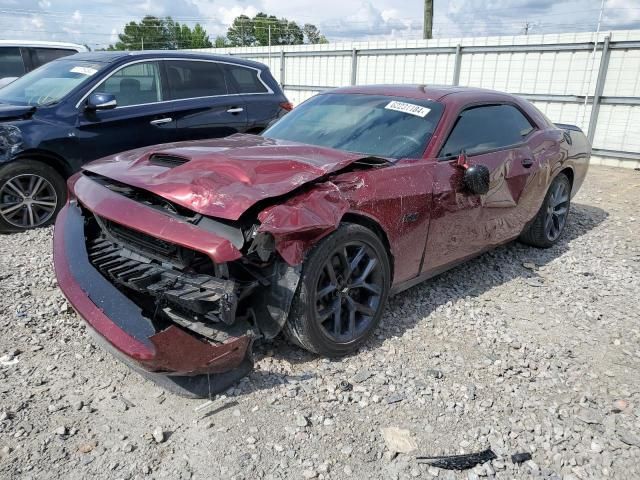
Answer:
[{"left": 0, "top": 51, "right": 291, "bottom": 232}]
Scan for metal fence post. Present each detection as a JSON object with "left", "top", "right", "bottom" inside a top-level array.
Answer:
[
  {"left": 587, "top": 35, "right": 611, "bottom": 144},
  {"left": 279, "top": 50, "right": 286, "bottom": 88},
  {"left": 452, "top": 44, "right": 462, "bottom": 85},
  {"left": 350, "top": 49, "right": 358, "bottom": 85}
]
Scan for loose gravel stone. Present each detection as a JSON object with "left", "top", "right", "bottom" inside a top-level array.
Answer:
[{"left": 0, "top": 166, "right": 638, "bottom": 479}]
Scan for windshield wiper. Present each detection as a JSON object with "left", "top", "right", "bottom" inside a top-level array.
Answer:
[{"left": 354, "top": 156, "right": 393, "bottom": 166}]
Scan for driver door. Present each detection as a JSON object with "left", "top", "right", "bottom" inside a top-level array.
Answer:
[
  {"left": 422, "top": 103, "right": 539, "bottom": 274},
  {"left": 76, "top": 61, "right": 176, "bottom": 162}
]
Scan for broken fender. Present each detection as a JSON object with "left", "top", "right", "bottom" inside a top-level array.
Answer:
[{"left": 257, "top": 182, "right": 350, "bottom": 265}]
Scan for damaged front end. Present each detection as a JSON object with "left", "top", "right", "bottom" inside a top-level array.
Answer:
[{"left": 54, "top": 173, "right": 303, "bottom": 397}]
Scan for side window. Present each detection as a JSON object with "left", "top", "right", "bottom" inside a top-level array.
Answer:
[
  {"left": 94, "top": 62, "right": 162, "bottom": 107},
  {"left": 224, "top": 65, "right": 268, "bottom": 94},
  {"left": 440, "top": 104, "right": 535, "bottom": 158},
  {"left": 165, "top": 60, "right": 227, "bottom": 100},
  {"left": 30, "top": 48, "right": 76, "bottom": 68},
  {"left": 0, "top": 47, "right": 25, "bottom": 78}
]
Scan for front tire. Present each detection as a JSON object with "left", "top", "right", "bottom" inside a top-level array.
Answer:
[
  {"left": 519, "top": 173, "right": 571, "bottom": 248},
  {"left": 0, "top": 160, "right": 66, "bottom": 233},
  {"left": 284, "top": 223, "right": 391, "bottom": 357}
]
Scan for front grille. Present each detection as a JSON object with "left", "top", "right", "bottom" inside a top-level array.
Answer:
[
  {"left": 149, "top": 154, "right": 189, "bottom": 168},
  {"left": 98, "top": 216, "right": 177, "bottom": 259},
  {"left": 87, "top": 235, "right": 237, "bottom": 324}
]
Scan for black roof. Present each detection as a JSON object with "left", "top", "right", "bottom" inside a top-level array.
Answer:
[{"left": 63, "top": 50, "right": 268, "bottom": 70}]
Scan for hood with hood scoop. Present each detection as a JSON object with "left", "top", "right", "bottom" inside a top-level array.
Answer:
[{"left": 82, "top": 133, "right": 383, "bottom": 221}]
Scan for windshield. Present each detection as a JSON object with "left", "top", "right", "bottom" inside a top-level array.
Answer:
[
  {"left": 263, "top": 93, "right": 443, "bottom": 159},
  {"left": 0, "top": 59, "right": 103, "bottom": 106}
]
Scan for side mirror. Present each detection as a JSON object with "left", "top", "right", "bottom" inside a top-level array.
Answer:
[
  {"left": 464, "top": 164, "right": 491, "bottom": 195},
  {"left": 456, "top": 151, "right": 491, "bottom": 195},
  {"left": 86, "top": 92, "right": 116, "bottom": 111}
]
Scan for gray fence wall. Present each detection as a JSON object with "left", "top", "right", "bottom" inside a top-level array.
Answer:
[{"left": 193, "top": 30, "right": 640, "bottom": 168}]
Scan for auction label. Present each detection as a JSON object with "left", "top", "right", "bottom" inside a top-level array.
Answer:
[
  {"left": 70, "top": 66, "right": 98, "bottom": 76},
  {"left": 385, "top": 101, "right": 430, "bottom": 118}
]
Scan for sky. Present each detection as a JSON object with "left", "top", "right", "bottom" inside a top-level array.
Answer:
[{"left": 0, "top": 0, "right": 639, "bottom": 49}]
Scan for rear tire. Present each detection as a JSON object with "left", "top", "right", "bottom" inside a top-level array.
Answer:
[
  {"left": 519, "top": 173, "right": 571, "bottom": 248},
  {"left": 284, "top": 223, "right": 390, "bottom": 357},
  {"left": 0, "top": 160, "right": 66, "bottom": 233}
]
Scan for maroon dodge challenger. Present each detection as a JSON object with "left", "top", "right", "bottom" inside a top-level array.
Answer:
[{"left": 53, "top": 85, "right": 590, "bottom": 396}]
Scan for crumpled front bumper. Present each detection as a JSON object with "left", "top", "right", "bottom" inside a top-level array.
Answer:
[{"left": 53, "top": 202, "right": 253, "bottom": 389}]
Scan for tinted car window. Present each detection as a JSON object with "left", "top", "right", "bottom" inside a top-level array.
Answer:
[
  {"left": 165, "top": 60, "right": 227, "bottom": 100},
  {"left": 0, "top": 47, "right": 25, "bottom": 78},
  {"left": 440, "top": 104, "right": 535, "bottom": 157},
  {"left": 95, "top": 62, "right": 162, "bottom": 107},
  {"left": 30, "top": 48, "right": 77, "bottom": 68},
  {"left": 264, "top": 94, "right": 443, "bottom": 159},
  {"left": 225, "top": 65, "right": 267, "bottom": 93}
]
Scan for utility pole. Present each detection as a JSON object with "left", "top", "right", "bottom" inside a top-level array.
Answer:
[
  {"left": 423, "top": 0, "right": 433, "bottom": 39},
  {"left": 268, "top": 24, "right": 272, "bottom": 64},
  {"left": 523, "top": 21, "right": 530, "bottom": 35}
]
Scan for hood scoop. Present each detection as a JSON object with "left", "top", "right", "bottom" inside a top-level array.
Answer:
[{"left": 149, "top": 153, "right": 190, "bottom": 168}]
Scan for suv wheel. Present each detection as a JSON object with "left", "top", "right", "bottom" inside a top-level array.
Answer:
[{"left": 0, "top": 160, "right": 66, "bottom": 233}]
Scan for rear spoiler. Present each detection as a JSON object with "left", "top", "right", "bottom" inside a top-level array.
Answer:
[{"left": 554, "top": 123, "right": 583, "bottom": 133}]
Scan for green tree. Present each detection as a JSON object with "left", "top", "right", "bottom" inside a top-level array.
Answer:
[
  {"left": 226, "top": 15, "right": 256, "bottom": 47},
  {"left": 191, "top": 24, "right": 213, "bottom": 48},
  {"left": 109, "top": 16, "right": 167, "bottom": 50},
  {"left": 214, "top": 35, "right": 229, "bottom": 48},
  {"left": 108, "top": 16, "right": 212, "bottom": 50},
  {"left": 253, "top": 12, "right": 280, "bottom": 47},
  {"left": 224, "top": 13, "right": 327, "bottom": 47},
  {"left": 280, "top": 21, "right": 304, "bottom": 45},
  {"left": 303, "top": 23, "right": 329, "bottom": 44}
]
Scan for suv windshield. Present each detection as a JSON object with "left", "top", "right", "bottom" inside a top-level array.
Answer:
[
  {"left": 263, "top": 93, "right": 443, "bottom": 159},
  {"left": 0, "top": 59, "right": 103, "bottom": 106}
]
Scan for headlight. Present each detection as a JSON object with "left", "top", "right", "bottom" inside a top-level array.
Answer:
[{"left": 0, "top": 124, "right": 23, "bottom": 161}]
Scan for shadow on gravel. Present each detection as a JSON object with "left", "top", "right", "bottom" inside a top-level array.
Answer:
[{"left": 249, "top": 203, "right": 608, "bottom": 385}]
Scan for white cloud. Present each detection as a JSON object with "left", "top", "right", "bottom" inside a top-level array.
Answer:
[
  {"left": 218, "top": 5, "right": 260, "bottom": 26},
  {"left": 30, "top": 15, "right": 44, "bottom": 29},
  {"left": 319, "top": 2, "right": 416, "bottom": 40},
  {"left": 72, "top": 10, "right": 82, "bottom": 24}
]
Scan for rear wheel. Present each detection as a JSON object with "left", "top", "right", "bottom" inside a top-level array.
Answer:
[
  {"left": 519, "top": 173, "right": 571, "bottom": 248},
  {"left": 0, "top": 160, "right": 66, "bottom": 233},
  {"left": 284, "top": 223, "right": 390, "bottom": 357}
]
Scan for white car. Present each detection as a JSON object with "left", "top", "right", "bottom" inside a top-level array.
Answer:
[{"left": 0, "top": 40, "right": 89, "bottom": 88}]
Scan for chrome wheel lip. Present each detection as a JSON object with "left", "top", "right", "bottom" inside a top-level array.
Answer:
[
  {"left": 313, "top": 241, "right": 384, "bottom": 344},
  {"left": 0, "top": 174, "right": 58, "bottom": 229},
  {"left": 544, "top": 180, "right": 569, "bottom": 242}
]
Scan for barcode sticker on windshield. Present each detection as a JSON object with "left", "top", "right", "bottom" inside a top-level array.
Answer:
[
  {"left": 385, "top": 101, "right": 430, "bottom": 118},
  {"left": 70, "top": 66, "right": 97, "bottom": 76}
]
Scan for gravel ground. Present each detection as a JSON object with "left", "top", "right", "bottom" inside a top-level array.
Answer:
[{"left": 0, "top": 165, "right": 639, "bottom": 480}]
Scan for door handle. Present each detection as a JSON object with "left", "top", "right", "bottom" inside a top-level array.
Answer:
[
  {"left": 521, "top": 158, "right": 534, "bottom": 168},
  {"left": 150, "top": 117, "right": 173, "bottom": 126},
  {"left": 226, "top": 107, "right": 244, "bottom": 114}
]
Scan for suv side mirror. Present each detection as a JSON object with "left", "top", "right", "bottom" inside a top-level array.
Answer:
[{"left": 86, "top": 92, "right": 116, "bottom": 111}]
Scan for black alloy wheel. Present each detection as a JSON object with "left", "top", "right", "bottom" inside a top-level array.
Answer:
[
  {"left": 519, "top": 172, "right": 572, "bottom": 248},
  {"left": 284, "top": 223, "right": 391, "bottom": 357},
  {"left": 543, "top": 176, "right": 570, "bottom": 242},
  {"left": 314, "top": 242, "right": 384, "bottom": 343}
]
